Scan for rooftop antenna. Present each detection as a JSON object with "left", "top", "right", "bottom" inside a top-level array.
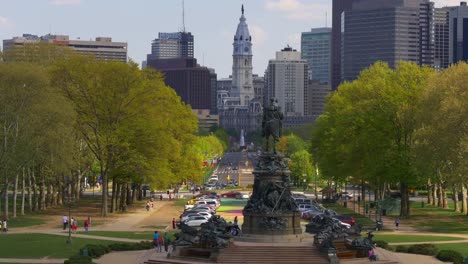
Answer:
[{"left": 182, "top": 0, "right": 186, "bottom": 32}]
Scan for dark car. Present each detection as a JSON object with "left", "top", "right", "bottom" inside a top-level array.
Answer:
[
  {"left": 333, "top": 215, "right": 356, "bottom": 226},
  {"left": 221, "top": 191, "right": 241, "bottom": 198}
]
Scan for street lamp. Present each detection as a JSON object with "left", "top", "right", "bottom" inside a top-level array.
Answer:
[
  {"left": 314, "top": 165, "right": 319, "bottom": 201},
  {"left": 302, "top": 174, "right": 307, "bottom": 191}
]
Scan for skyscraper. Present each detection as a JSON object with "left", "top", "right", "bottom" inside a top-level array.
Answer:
[
  {"left": 449, "top": 2, "right": 468, "bottom": 64},
  {"left": 435, "top": 7, "right": 450, "bottom": 69},
  {"left": 266, "top": 46, "right": 308, "bottom": 117},
  {"left": 331, "top": 0, "right": 359, "bottom": 90},
  {"left": 301, "top": 27, "right": 331, "bottom": 84},
  {"left": 147, "top": 32, "right": 194, "bottom": 61},
  {"left": 340, "top": 0, "right": 434, "bottom": 82}
]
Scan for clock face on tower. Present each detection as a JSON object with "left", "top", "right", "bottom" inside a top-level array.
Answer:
[{"left": 244, "top": 47, "right": 249, "bottom": 52}]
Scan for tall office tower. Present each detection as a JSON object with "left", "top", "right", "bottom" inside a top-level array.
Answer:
[
  {"left": 420, "top": 0, "right": 435, "bottom": 66},
  {"left": 147, "top": 32, "right": 194, "bottom": 60},
  {"left": 209, "top": 68, "right": 218, "bottom": 115},
  {"left": 331, "top": 0, "right": 360, "bottom": 90},
  {"left": 3, "top": 34, "right": 127, "bottom": 62},
  {"left": 305, "top": 80, "right": 332, "bottom": 116},
  {"left": 449, "top": 2, "right": 468, "bottom": 64},
  {"left": 147, "top": 58, "right": 212, "bottom": 111},
  {"left": 435, "top": 7, "right": 450, "bottom": 69},
  {"left": 341, "top": 0, "right": 431, "bottom": 82},
  {"left": 231, "top": 5, "right": 254, "bottom": 107},
  {"left": 266, "top": 46, "right": 308, "bottom": 117},
  {"left": 301, "top": 28, "right": 331, "bottom": 84}
]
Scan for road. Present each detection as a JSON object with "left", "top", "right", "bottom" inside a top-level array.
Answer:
[{"left": 215, "top": 151, "right": 255, "bottom": 187}]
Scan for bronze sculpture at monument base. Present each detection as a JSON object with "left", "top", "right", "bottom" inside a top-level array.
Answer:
[{"left": 241, "top": 151, "right": 302, "bottom": 237}]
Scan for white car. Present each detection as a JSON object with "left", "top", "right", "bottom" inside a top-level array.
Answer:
[
  {"left": 180, "top": 213, "right": 211, "bottom": 222},
  {"left": 206, "top": 184, "right": 216, "bottom": 190},
  {"left": 209, "top": 175, "right": 219, "bottom": 181},
  {"left": 184, "top": 216, "right": 210, "bottom": 227}
]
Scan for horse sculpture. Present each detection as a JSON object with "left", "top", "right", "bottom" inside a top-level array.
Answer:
[{"left": 262, "top": 98, "right": 283, "bottom": 153}]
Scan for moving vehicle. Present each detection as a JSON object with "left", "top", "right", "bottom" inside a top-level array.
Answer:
[
  {"left": 209, "top": 175, "right": 219, "bottom": 181},
  {"left": 221, "top": 191, "right": 241, "bottom": 198},
  {"left": 333, "top": 215, "right": 356, "bottom": 226}
]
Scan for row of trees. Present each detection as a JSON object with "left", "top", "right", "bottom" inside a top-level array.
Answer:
[
  {"left": 311, "top": 61, "right": 467, "bottom": 217},
  {"left": 0, "top": 47, "right": 225, "bottom": 218}
]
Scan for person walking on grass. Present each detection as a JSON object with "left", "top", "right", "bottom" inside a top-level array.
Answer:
[
  {"left": 395, "top": 217, "right": 400, "bottom": 230},
  {"left": 84, "top": 219, "right": 89, "bottom": 233},
  {"left": 2, "top": 219, "right": 7, "bottom": 234}
]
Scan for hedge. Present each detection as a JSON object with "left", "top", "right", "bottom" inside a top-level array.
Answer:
[
  {"left": 406, "top": 244, "right": 439, "bottom": 256},
  {"left": 436, "top": 250, "right": 464, "bottom": 264}
]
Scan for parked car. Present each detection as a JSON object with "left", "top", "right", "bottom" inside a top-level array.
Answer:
[
  {"left": 294, "top": 198, "right": 312, "bottom": 205},
  {"left": 221, "top": 191, "right": 241, "bottom": 198},
  {"left": 301, "top": 210, "right": 323, "bottom": 220},
  {"left": 183, "top": 216, "right": 210, "bottom": 227},
  {"left": 298, "top": 204, "right": 313, "bottom": 212},
  {"left": 340, "top": 192, "right": 353, "bottom": 199},
  {"left": 206, "top": 184, "right": 216, "bottom": 190},
  {"left": 333, "top": 215, "right": 356, "bottom": 226},
  {"left": 180, "top": 213, "right": 211, "bottom": 222},
  {"left": 292, "top": 193, "right": 307, "bottom": 199},
  {"left": 209, "top": 175, "right": 219, "bottom": 181},
  {"left": 189, "top": 207, "right": 215, "bottom": 214}
]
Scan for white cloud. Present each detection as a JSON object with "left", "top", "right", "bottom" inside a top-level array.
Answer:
[
  {"left": 265, "top": 0, "right": 329, "bottom": 22},
  {"left": 49, "top": 0, "right": 81, "bottom": 6},
  {"left": 250, "top": 24, "right": 268, "bottom": 48},
  {"left": 0, "top": 16, "right": 12, "bottom": 29},
  {"left": 432, "top": 0, "right": 463, "bottom": 7},
  {"left": 287, "top": 33, "right": 301, "bottom": 49}
]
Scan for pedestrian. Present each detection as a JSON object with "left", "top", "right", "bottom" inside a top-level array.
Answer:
[
  {"left": 84, "top": 219, "right": 89, "bottom": 233},
  {"left": 62, "top": 215, "right": 68, "bottom": 230},
  {"left": 70, "top": 217, "right": 75, "bottom": 231},
  {"left": 153, "top": 231, "right": 160, "bottom": 250},
  {"left": 395, "top": 217, "right": 400, "bottom": 230},
  {"left": 163, "top": 232, "right": 170, "bottom": 253},
  {"left": 72, "top": 218, "right": 78, "bottom": 233},
  {"left": 2, "top": 219, "right": 7, "bottom": 234},
  {"left": 172, "top": 218, "right": 176, "bottom": 229},
  {"left": 158, "top": 234, "right": 163, "bottom": 252},
  {"left": 160, "top": 194, "right": 163, "bottom": 201},
  {"left": 233, "top": 216, "right": 238, "bottom": 225},
  {"left": 169, "top": 193, "right": 172, "bottom": 200}
]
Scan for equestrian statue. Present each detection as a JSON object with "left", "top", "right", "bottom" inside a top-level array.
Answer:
[{"left": 262, "top": 98, "right": 283, "bottom": 153}]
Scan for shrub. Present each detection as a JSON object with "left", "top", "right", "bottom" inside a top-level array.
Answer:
[
  {"left": 80, "top": 244, "right": 110, "bottom": 258},
  {"left": 374, "top": 240, "right": 389, "bottom": 249},
  {"left": 407, "top": 244, "right": 439, "bottom": 256},
  {"left": 108, "top": 241, "right": 152, "bottom": 251},
  {"left": 395, "top": 245, "right": 408, "bottom": 253},
  {"left": 64, "top": 255, "right": 93, "bottom": 264},
  {"left": 436, "top": 250, "right": 464, "bottom": 264}
]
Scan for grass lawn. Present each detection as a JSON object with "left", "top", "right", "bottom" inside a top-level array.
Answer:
[
  {"left": 8, "top": 215, "right": 46, "bottom": 228},
  {"left": 374, "top": 234, "right": 463, "bottom": 243},
  {"left": 435, "top": 243, "right": 468, "bottom": 257},
  {"left": 77, "top": 231, "right": 153, "bottom": 240},
  {"left": 0, "top": 233, "right": 117, "bottom": 258},
  {"left": 407, "top": 202, "right": 468, "bottom": 234}
]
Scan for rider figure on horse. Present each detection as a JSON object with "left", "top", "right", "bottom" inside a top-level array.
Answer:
[{"left": 262, "top": 98, "right": 283, "bottom": 153}]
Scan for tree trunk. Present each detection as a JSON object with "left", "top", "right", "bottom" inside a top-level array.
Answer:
[
  {"left": 126, "top": 183, "right": 132, "bottom": 206},
  {"left": 32, "top": 170, "right": 38, "bottom": 212},
  {"left": 462, "top": 184, "right": 468, "bottom": 215},
  {"left": 120, "top": 183, "right": 126, "bottom": 211},
  {"left": 131, "top": 184, "right": 136, "bottom": 203},
  {"left": 3, "top": 182, "right": 9, "bottom": 219},
  {"left": 100, "top": 161, "right": 109, "bottom": 217},
  {"left": 28, "top": 168, "right": 32, "bottom": 212},
  {"left": 13, "top": 173, "right": 19, "bottom": 218},
  {"left": 427, "top": 179, "right": 433, "bottom": 205},
  {"left": 110, "top": 179, "right": 117, "bottom": 213},
  {"left": 432, "top": 183, "right": 438, "bottom": 206},
  {"left": 75, "top": 170, "right": 81, "bottom": 201},
  {"left": 21, "top": 168, "right": 25, "bottom": 215},
  {"left": 453, "top": 185, "right": 460, "bottom": 212},
  {"left": 441, "top": 187, "right": 448, "bottom": 209},
  {"left": 437, "top": 183, "right": 443, "bottom": 207},
  {"left": 400, "top": 182, "right": 410, "bottom": 217},
  {"left": 39, "top": 178, "right": 46, "bottom": 211}
]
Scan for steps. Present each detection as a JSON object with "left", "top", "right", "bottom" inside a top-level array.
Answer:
[{"left": 216, "top": 243, "right": 329, "bottom": 264}]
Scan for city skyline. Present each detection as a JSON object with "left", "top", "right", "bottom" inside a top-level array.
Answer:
[{"left": 0, "top": 0, "right": 459, "bottom": 78}]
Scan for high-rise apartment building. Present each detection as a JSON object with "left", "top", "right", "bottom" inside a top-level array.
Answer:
[
  {"left": 449, "top": 2, "right": 468, "bottom": 63},
  {"left": 340, "top": 0, "right": 435, "bottom": 82},
  {"left": 147, "top": 32, "right": 194, "bottom": 61},
  {"left": 266, "top": 46, "right": 308, "bottom": 117},
  {"left": 3, "top": 34, "right": 127, "bottom": 62},
  {"left": 301, "top": 28, "right": 331, "bottom": 84},
  {"left": 435, "top": 7, "right": 450, "bottom": 69}
]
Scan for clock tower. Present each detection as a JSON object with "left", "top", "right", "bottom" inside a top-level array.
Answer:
[{"left": 231, "top": 5, "right": 254, "bottom": 107}]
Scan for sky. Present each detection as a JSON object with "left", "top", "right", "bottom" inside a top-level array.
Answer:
[{"left": 0, "top": 0, "right": 461, "bottom": 78}]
